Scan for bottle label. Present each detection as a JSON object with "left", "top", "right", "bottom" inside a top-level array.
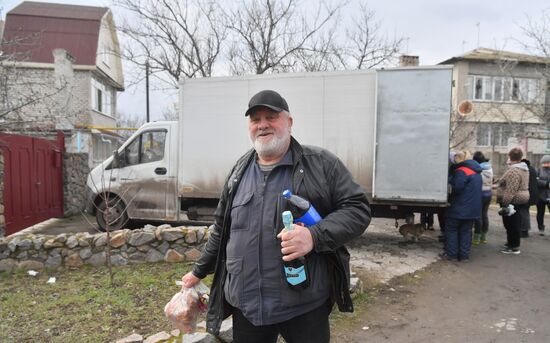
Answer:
[
  {"left": 284, "top": 265, "right": 307, "bottom": 285},
  {"left": 295, "top": 207, "right": 322, "bottom": 227}
]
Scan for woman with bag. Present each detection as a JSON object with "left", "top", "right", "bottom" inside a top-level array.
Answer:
[{"left": 497, "top": 148, "right": 530, "bottom": 254}]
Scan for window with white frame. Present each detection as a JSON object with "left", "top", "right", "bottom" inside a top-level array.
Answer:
[
  {"left": 476, "top": 124, "right": 491, "bottom": 146},
  {"left": 476, "top": 123, "right": 521, "bottom": 147},
  {"left": 468, "top": 75, "right": 540, "bottom": 104},
  {"left": 91, "top": 79, "right": 113, "bottom": 116}
]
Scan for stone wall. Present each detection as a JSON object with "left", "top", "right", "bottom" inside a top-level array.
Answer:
[
  {"left": 64, "top": 152, "right": 91, "bottom": 216},
  {"left": 1, "top": 55, "right": 92, "bottom": 131},
  {"left": 0, "top": 152, "right": 5, "bottom": 238},
  {"left": 0, "top": 224, "right": 209, "bottom": 272}
]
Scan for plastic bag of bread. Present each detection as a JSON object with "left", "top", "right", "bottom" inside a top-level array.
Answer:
[{"left": 164, "top": 282, "right": 209, "bottom": 333}]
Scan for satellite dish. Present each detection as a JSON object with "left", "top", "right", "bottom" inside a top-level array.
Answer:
[{"left": 458, "top": 101, "right": 473, "bottom": 116}]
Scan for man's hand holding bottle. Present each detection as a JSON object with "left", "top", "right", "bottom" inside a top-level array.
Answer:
[{"left": 277, "top": 222, "right": 314, "bottom": 261}]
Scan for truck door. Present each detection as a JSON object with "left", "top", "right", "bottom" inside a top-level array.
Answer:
[
  {"left": 117, "top": 129, "right": 173, "bottom": 220},
  {"left": 373, "top": 67, "right": 453, "bottom": 204}
]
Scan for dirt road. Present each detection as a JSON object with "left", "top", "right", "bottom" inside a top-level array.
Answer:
[{"left": 339, "top": 211, "right": 550, "bottom": 343}]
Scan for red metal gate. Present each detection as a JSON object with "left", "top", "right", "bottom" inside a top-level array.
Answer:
[{"left": 0, "top": 132, "right": 64, "bottom": 235}]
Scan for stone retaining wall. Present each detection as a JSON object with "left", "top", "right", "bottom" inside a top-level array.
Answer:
[
  {"left": 64, "top": 152, "right": 90, "bottom": 216},
  {"left": 0, "top": 224, "right": 209, "bottom": 272}
]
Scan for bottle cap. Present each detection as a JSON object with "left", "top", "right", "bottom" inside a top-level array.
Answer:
[{"left": 282, "top": 189, "right": 292, "bottom": 199}]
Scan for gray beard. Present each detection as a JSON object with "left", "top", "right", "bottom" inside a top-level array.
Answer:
[{"left": 251, "top": 133, "right": 290, "bottom": 159}]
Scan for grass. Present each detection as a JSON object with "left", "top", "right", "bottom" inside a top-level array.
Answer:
[
  {"left": 0, "top": 262, "right": 210, "bottom": 343},
  {"left": 329, "top": 291, "right": 373, "bottom": 334},
  {"left": 1, "top": 262, "right": 391, "bottom": 342}
]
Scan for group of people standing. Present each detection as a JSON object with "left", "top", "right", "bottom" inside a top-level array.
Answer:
[{"left": 441, "top": 147, "right": 549, "bottom": 262}]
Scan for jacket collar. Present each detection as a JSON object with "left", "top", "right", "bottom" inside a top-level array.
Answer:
[{"left": 289, "top": 136, "right": 304, "bottom": 164}]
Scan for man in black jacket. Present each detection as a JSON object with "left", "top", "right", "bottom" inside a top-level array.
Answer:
[
  {"left": 181, "top": 90, "right": 371, "bottom": 343},
  {"left": 520, "top": 159, "right": 539, "bottom": 238}
]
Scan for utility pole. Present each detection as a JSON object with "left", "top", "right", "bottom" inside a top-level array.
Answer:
[
  {"left": 146, "top": 61, "right": 150, "bottom": 123},
  {"left": 476, "top": 22, "right": 480, "bottom": 47}
]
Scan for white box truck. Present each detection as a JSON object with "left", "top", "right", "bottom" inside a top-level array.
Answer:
[{"left": 86, "top": 66, "right": 453, "bottom": 230}]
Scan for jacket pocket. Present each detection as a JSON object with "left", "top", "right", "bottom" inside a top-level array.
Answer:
[
  {"left": 279, "top": 253, "right": 329, "bottom": 307},
  {"left": 224, "top": 257, "right": 243, "bottom": 308},
  {"left": 230, "top": 191, "right": 253, "bottom": 231}
]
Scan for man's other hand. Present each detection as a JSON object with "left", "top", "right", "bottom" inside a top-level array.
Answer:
[{"left": 181, "top": 271, "right": 200, "bottom": 290}]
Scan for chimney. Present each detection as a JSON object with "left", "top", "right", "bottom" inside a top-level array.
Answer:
[{"left": 399, "top": 55, "right": 419, "bottom": 67}]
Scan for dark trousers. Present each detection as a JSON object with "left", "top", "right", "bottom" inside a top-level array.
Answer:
[
  {"left": 445, "top": 218, "right": 473, "bottom": 260},
  {"left": 437, "top": 207, "right": 446, "bottom": 232},
  {"left": 232, "top": 301, "right": 331, "bottom": 343},
  {"left": 502, "top": 209, "right": 522, "bottom": 249},
  {"left": 536, "top": 201, "right": 550, "bottom": 231},
  {"left": 474, "top": 197, "right": 491, "bottom": 234},
  {"left": 518, "top": 204, "right": 531, "bottom": 233}
]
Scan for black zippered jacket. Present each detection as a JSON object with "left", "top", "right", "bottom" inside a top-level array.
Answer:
[{"left": 191, "top": 137, "right": 371, "bottom": 335}]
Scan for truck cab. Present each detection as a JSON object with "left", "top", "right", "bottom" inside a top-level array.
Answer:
[{"left": 86, "top": 121, "right": 178, "bottom": 230}]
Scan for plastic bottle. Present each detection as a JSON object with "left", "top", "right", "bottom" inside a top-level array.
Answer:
[
  {"left": 281, "top": 210, "right": 309, "bottom": 289},
  {"left": 282, "top": 190, "right": 322, "bottom": 226}
]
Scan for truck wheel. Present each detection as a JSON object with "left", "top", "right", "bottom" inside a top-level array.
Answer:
[{"left": 96, "top": 197, "right": 129, "bottom": 231}]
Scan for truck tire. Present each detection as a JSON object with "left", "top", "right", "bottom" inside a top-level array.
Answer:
[{"left": 96, "top": 197, "right": 129, "bottom": 232}]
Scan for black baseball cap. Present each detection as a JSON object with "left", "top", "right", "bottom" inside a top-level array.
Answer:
[{"left": 245, "top": 90, "right": 289, "bottom": 116}]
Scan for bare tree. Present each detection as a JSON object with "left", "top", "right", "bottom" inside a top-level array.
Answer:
[
  {"left": 84, "top": 151, "right": 136, "bottom": 286},
  {"left": 517, "top": 8, "right": 550, "bottom": 128},
  {"left": 224, "top": 0, "right": 343, "bottom": 75},
  {"left": 160, "top": 101, "right": 178, "bottom": 121},
  {"left": 287, "top": 19, "right": 342, "bottom": 72},
  {"left": 339, "top": 4, "right": 404, "bottom": 70},
  {"left": 113, "top": 0, "right": 226, "bottom": 88},
  {"left": 519, "top": 9, "right": 550, "bottom": 59}
]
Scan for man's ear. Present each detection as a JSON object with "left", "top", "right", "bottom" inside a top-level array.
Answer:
[{"left": 288, "top": 116, "right": 293, "bottom": 128}]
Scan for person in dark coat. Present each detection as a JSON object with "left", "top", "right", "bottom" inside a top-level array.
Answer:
[
  {"left": 442, "top": 151, "right": 482, "bottom": 262},
  {"left": 180, "top": 90, "right": 371, "bottom": 341},
  {"left": 536, "top": 155, "right": 550, "bottom": 236},
  {"left": 520, "top": 158, "right": 539, "bottom": 237}
]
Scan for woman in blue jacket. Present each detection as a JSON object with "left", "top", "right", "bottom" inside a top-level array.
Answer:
[{"left": 442, "top": 151, "right": 482, "bottom": 261}]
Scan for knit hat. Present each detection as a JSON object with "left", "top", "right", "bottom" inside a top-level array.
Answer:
[{"left": 541, "top": 155, "right": 550, "bottom": 164}]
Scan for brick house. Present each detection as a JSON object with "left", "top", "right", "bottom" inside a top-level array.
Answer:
[
  {"left": 0, "top": 1, "right": 125, "bottom": 168},
  {"left": 440, "top": 48, "right": 550, "bottom": 166}
]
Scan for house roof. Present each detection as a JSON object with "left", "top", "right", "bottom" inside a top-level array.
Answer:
[
  {"left": 439, "top": 47, "right": 550, "bottom": 65},
  {"left": 1, "top": 1, "right": 109, "bottom": 65}
]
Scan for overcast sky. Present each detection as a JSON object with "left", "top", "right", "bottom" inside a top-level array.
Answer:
[{"left": 2, "top": 0, "right": 549, "bottom": 122}]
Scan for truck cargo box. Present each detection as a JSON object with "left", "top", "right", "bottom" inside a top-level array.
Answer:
[{"left": 178, "top": 66, "right": 452, "bottom": 205}]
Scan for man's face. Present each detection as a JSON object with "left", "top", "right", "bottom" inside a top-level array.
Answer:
[{"left": 248, "top": 107, "right": 293, "bottom": 159}]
